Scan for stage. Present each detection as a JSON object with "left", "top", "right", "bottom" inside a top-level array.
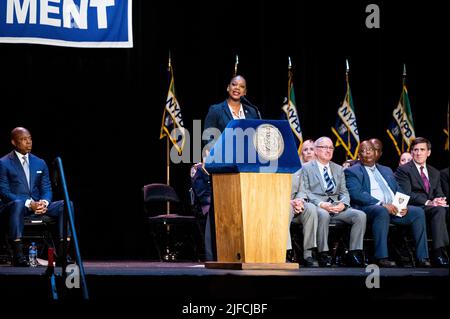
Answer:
[{"left": 0, "top": 261, "right": 448, "bottom": 307}]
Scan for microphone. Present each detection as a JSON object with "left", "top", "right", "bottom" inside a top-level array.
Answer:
[{"left": 240, "top": 96, "right": 262, "bottom": 119}]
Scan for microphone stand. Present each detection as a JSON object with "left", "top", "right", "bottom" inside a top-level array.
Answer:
[{"left": 241, "top": 96, "right": 262, "bottom": 119}]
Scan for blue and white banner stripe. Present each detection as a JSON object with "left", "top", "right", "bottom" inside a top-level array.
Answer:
[{"left": 0, "top": 0, "right": 133, "bottom": 48}]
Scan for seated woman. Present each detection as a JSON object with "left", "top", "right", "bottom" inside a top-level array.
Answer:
[{"left": 398, "top": 152, "right": 412, "bottom": 166}]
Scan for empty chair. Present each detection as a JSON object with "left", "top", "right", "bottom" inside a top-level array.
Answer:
[{"left": 143, "top": 183, "right": 199, "bottom": 262}]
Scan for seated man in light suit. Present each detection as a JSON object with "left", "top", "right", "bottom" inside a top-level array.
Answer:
[
  {"left": 345, "top": 140, "right": 430, "bottom": 267},
  {"left": 289, "top": 169, "right": 319, "bottom": 267},
  {"left": 299, "top": 137, "right": 366, "bottom": 267}
]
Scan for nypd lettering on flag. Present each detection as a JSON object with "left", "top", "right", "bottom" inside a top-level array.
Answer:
[{"left": 0, "top": 0, "right": 132, "bottom": 48}]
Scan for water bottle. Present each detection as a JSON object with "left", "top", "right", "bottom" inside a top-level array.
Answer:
[{"left": 28, "top": 242, "right": 38, "bottom": 267}]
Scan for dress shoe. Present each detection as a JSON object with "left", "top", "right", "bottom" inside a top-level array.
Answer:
[
  {"left": 346, "top": 250, "right": 367, "bottom": 267},
  {"left": 11, "top": 241, "right": 29, "bottom": 267},
  {"left": 286, "top": 249, "right": 296, "bottom": 263},
  {"left": 432, "top": 248, "right": 449, "bottom": 268},
  {"left": 56, "top": 255, "right": 74, "bottom": 267},
  {"left": 303, "top": 256, "right": 319, "bottom": 268},
  {"left": 395, "top": 255, "right": 414, "bottom": 268},
  {"left": 56, "top": 240, "right": 75, "bottom": 266},
  {"left": 318, "top": 252, "right": 332, "bottom": 267},
  {"left": 416, "top": 258, "right": 431, "bottom": 268},
  {"left": 432, "top": 255, "right": 449, "bottom": 268},
  {"left": 375, "top": 258, "right": 397, "bottom": 268},
  {"left": 13, "top": 255, "right": 29, "bottom": 267}
]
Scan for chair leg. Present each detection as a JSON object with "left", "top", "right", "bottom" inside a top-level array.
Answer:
[
  {"left": 188, "top": 224, "right": 201, "bottom": 262},
  {"left": 330, "top": 241, "right": 339, "bottom": 264},
  {"left": 149, "top": 225, "right": 164, "bottom": 261},
  {"left": 404, "top": 236, "right": 416, "bottom": 267},
  {"left": 195, "top": 218, "right": 207, "bottom": 261},
  {"left": 164, "top": 224, "right": 176, "bottom": 262}
]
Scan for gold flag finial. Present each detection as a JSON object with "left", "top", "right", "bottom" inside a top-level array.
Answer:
[{"left": 168, "top": 50, "right": 172, "bottom": 72}]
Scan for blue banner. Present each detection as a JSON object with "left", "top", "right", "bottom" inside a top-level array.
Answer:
[{"left": 0, "top": 0, "right": 132, "bottom": 48}]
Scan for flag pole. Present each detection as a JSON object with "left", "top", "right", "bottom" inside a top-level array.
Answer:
[
  {"left": 234, "top": 54, "right": 239, "bottom": 77},
  {"left": 288, "top": 57, "right": 302, "bottom": 153},
  {"left": 166, "top": 51, "right": 172, "bottom": 214},
  {"left": 288, "top": 57, "right": 292, "bottom": 107},
  {"left": 402, "top": 64, "right": 406, "bottom": 152},
  {"left": 345, "top": 59, "right": 351, "bottom": 159},
  {"left": 386, "top": 64, "right": 406, "bottom": 157},
  {"left": 402, "top": 63, "right": 406, "bottom": 86},
  {"left": 346, "top": 59, "right": 349, "bottom": 82},
  {"left": 445, "top": 101, "right": 449, "bottom": 151}
]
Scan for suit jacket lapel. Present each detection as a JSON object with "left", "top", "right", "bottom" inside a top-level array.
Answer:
[
  {"left": 221, "top": 101, "right": 233, "bottom": 123},
  {"left": 312, "top": 161, "right": 326, "bottom": 193},
  {"left": 410, "top": 161, "right": 427, "bottom": 192},
  {"left": 329, "top": 162, "right": 339, "bottom": 189},
  {"left": 359, "top": 165, "right": 371, "bottom": 192},
  {"left": 10, "top": 151, "right": 30, "bottom": 192},
  {"left": 426, "top": 164, "right": 438, "bottom": 192},
  {"left": 28, "top": 155, "right": 35, "bottom": 190},
  {"left": 377, "top": 164, "right": 397, "bottom": 193}
]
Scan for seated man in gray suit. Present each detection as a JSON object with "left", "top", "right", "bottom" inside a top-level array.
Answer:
[
  {"left": 299, "top": 137, "right": 367, "bottom": 267},
  {"left": 289, "top": 169, "right": 319, "bottom": 267}
]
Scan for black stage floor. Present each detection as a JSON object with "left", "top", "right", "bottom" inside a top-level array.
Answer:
[{"left": 1, "top": 261, "right": 448, "bottom": 314}]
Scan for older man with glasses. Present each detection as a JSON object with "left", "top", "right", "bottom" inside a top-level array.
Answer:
[{"left": 298, "top": 136, "right": 367, "bottom": 267}]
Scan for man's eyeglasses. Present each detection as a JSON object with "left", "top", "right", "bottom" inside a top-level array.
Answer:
[
  {"left": 360, "top": 148, "right": 374, "bottom": 153},
  {"left": 316, "top": 146, "right": 334, "bottom": 151}
]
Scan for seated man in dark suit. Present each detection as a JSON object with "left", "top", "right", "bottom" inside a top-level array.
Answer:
[
  {"left": 395, "top": 137, "right": 449, "bottom": 267},
  {"left": 190, "top": 148, "right": 213, "bottom": 261},
  {"left": 345, "top": 140, "right": 430, "bottom": 267},
  {"left": 0, "top": 127, "right": 69, "bottom": 267}
]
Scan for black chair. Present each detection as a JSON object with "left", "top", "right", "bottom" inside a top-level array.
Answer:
[
  {"left": 0, "top": 212, "right": 10, "bottom": 264},
  {"left": 0, "top": 213, "right": 55, "bottom": 264},
  {"left": 143, "top": 183, "right": 199, "bottom": 262},
  {"left": 188, "top": 187, "right": 208, "bottom": 261},
  {"left": 328, "top": 220, "right": 353, "bottom": 266},
  {"left": 289, "top": 219, "right": 356, "bottom": 266},
  {"left": 387, "top": 224, "right": 416, "bottom": 267},
  {"left": 362, "top": 223, "right": 415, "bottom": 267},
  {"left": 22, "top": 214, "right": 55, "bottom": 259}
]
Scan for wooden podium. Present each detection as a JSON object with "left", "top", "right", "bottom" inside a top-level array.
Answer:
[{"left": 204, "top": 120, "right": 301, "bottom": 270}]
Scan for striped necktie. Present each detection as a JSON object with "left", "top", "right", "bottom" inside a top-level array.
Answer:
[{"left": 323, "top": 166, "right": 335, "bottom": 193}]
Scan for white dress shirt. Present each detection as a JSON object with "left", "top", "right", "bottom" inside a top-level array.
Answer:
[{"left": 228, "top": 103, "right": 246, "bottom": 119}]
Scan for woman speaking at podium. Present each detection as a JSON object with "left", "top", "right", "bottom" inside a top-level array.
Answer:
[
  {"left": 204, "top": 75, "right": 259, "bottom": 141},
  {"left": 198, "top": 75, "right": 259, "bottom": 261}
]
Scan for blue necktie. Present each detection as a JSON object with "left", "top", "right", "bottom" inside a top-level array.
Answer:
[
  {"left": 371, "top": 167, "right": 393, "bottom": 204},
  {"left": 323, "top": 166, "right": 335, "bottom": 193},
  {"left": 22, "top": 156, "right": 30, "bottom": 187}
]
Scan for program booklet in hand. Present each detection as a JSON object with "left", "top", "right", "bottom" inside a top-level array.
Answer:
[{"left": 392, "top": 192, "right": 410, "bottom": 217}]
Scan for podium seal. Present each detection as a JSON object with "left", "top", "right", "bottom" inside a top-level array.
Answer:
[{"left": 253, "top": 124, "right": 284, "bottom": 161}]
